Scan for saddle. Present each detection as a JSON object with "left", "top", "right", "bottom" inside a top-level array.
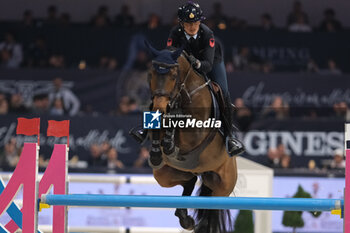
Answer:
[
  {"left": 164, "top": 77, "right": 226, "bottom": 169},
  {"left": 191, "top": 68, "right": 226, "bottom": 133},
  {"left": 209, "top": 81, "right": 225, "bottom": 117}
]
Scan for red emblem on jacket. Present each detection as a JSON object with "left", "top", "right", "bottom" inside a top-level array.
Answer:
[
  {"left": 209, "top": 38, "right": 215, "bottom": 48},
  {"left": 167, "top": 38, "right": 173, "bottom": 47}
]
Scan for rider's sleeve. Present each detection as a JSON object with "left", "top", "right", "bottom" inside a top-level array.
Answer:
[
  {"left": 198, "top": 34, "right": 215, "bottom": 73},
  {"left": 166, "top": 27, "right": 181, "bottom": 48}
]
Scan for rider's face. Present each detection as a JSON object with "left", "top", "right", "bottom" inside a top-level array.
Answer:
[{"left": 183, "top": 21, "right": 200, "bottom": 36}]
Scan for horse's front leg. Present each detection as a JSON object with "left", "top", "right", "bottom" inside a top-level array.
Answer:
[
  {"left": 161, "top": 128, "right": 176, "bottom": 155},
  {"left": 175, "top": 176, "right": 197, "bottom": 230},
  {"left": 153, "top": 166, "right": 197, "bottom": 230},
  {"left": 148, "top": 130, "right": 164, "bottom": 169}
]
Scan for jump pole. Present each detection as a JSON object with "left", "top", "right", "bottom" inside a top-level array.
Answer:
[{"left": 40, "top": 194, "right": 342, "bottom": 212}]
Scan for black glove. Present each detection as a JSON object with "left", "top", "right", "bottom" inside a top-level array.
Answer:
[{"left": 188, "top": 55, "right": 201, "bottom": 69}]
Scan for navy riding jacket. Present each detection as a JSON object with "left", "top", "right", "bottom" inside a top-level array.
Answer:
[{"left": 166, "top": 24, "right": 222, "bottom": 74}]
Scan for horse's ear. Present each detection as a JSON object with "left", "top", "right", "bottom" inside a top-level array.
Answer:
[
  {"left": 171, "top": 46, "right": 183, "bottom": 61},
  {"left": 144, "top": 40, "right": 160, "bottom": 58}
]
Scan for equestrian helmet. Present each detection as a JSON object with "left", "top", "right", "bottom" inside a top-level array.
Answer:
[{"left": 178, "top": 2, "right": 205, "bottom": 22}]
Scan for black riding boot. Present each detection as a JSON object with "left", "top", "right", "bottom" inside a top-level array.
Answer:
[
  {"left": 129, "top": 126, "right": 148, "bottom": 144},
  {"left": 223, "top": 97, "right": 245, "bottom": 156},
  {"left": 129, "top": 102, "right": 155, "bottom": 144}
]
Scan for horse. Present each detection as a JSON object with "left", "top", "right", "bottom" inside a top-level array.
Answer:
[{"left": 145, "top": 42, "right": 238, "bottom": 233}]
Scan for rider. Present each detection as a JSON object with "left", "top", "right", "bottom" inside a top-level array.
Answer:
[{"left": 130, "top": 1, "right": 245, "bottom": 156}]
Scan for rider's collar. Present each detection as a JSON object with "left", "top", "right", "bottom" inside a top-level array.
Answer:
[{"left": 184, "top": 32, "right": 198, "bottom": 40}]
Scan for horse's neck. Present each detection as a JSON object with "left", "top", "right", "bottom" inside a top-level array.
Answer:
[{"left": 178, "top": 55, "right": 206, "bottom": 91}]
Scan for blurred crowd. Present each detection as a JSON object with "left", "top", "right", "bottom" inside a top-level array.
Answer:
[
  {"left": 262, "top": 142, "right": 345, "bottom": 170},
  {"left": 0, "top": 136, "right": 151, "bottom": 171},
  {"left": 227, "top": 48, "right": 343, "bottom": 75},
  {"left": 10, "top": 2, "right": 344, "bottom": 32},
  {"left": 232, "top": 96, "right": 350, "bottom": 130},
  {"left": 0, "top": 1, "right": 347, "bottom": 73},
  {"left": 0, "top": 77, "right": 80, "bottom": 116},
  {"left": 85, "top": 142, "right": 150, "bottom": 169},
  {"left": 1, "top": 83, "right": 349, "bottom": 121},
  {"left": 1, "top": 77, "right": 349, "bottom": 121}
]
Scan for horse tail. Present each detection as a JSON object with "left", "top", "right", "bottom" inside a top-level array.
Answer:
[{"left": 194, "top": 183, "right": 233, "bottom": 233}]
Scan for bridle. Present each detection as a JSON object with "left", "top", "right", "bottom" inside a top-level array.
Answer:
[
  {"left": 150, "top": 61, "right": 181, "bottom": 100},
  {"left": 150, "top": 55, "right": 210, "bottom": 111}
]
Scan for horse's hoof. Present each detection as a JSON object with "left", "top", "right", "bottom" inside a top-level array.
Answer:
[
  {"left": 148, "top": 156, "right": 164, "bottom": 170},
  {"left": 150, "top": 155, "right": 162, "bottom": 165},
  {"left": 180, "top": 216, "right": 195, "bottom": 230},
  {"left": 226, "top": 137, "right": 245, "bottom": 157},
  {"left": 175, "top": 209, "right": 195, "bottom": 230}
]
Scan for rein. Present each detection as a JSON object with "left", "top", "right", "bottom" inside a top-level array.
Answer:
[
  {"left": 168, "top": 56, "right": 210, "bottom": 110},
  {"left": 168, "top": 64, "right": 191, "bottom": 109}
]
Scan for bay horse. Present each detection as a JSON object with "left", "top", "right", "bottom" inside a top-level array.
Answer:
[{"left": 146, "top": 42, "right": 238, "bottom": 233}]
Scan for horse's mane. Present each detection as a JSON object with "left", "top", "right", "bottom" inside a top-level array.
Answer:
[
  {"left": 163, "top": 46, "right": 205, "bottom": 79},
  {"left": 166, "top": 46, "right": 191, "bottom": 63}
]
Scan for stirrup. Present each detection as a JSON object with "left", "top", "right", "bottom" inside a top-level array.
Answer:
[
  {"left": 129, "top": 126, "right": 148, "bottom": 144},
  {"left": 225, "top": 137, "right": 245, "bottom": 157}
]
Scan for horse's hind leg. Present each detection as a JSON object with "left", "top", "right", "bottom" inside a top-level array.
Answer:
[
  {"left": 175, "top": 176, "right": 197, "bottom": 230},
  {"left": 195, "top": 157, "right": 237, "bottom": 233},
  {"left": 153, "top": 166, "right": 196, "bottom": 230},
  {"left": 203, "top": 157, "right": 238, "bottom": 197}
]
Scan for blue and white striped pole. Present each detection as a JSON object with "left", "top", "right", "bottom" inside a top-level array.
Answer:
[{"left": 41, "top": 194, "right": 343, "bottom": 212}]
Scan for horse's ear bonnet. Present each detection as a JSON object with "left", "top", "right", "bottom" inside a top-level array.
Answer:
[
  {"left": 145, "top": 40, "right": 183, "bottom": 74},
  {"left": 144, "top": 40, "right": 161, "bottom": 58}
]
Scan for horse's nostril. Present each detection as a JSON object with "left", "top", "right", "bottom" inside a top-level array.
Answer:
[{"left": 152, "top": 97, "right": 169, "bottom": 114}]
